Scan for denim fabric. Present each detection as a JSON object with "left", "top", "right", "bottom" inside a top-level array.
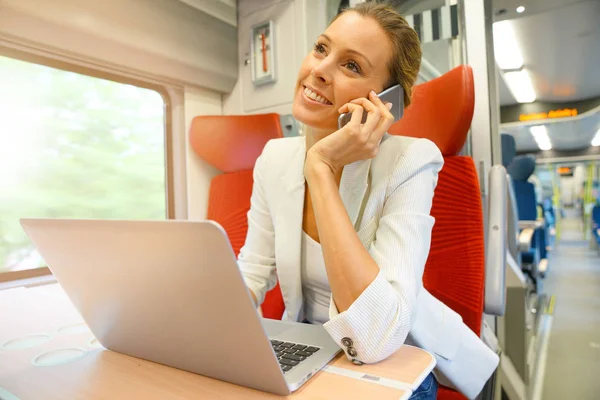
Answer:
[{"left": 408, "top": 372, "right": 438, "bottom": 400}]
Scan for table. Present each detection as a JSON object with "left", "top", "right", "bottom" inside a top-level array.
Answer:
[{"left": 0, "top": 284, "right": 436, "bottom": 399}]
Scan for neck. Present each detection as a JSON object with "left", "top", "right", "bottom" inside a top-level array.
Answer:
[
  {"left": 303, "top": 125, "right": 343, "bottom": 185},
  {"left": 304, "top": 126, "right": 335, "bottom": 152}
]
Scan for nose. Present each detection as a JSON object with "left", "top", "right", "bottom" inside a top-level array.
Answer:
[{"left": 310, "top": 58, "right": 333, "bottom": 85}]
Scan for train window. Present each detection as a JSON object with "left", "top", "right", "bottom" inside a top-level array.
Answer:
[{"left": 0, "top": 55, "right": 168, "bottom": 277}]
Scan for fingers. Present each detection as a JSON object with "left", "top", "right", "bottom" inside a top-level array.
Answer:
[
  {"left": 337, "top": 91, "right": 394, "bottom": 154},
  {"left": 368, "top": 90, "right": 395, "bottom": 129},
  {"left": 338, "top": 103, "right": 350, "bottom": 114},
  {"left": 345, "top": 103, "right": 364, "bottom": 128},
  {"left": 344, "top": 102, "right": 379, "bottom": 157},
  {"left": 368, "top": 89, "right": 387, "bottom": 109},
  {"left": 369, "top": 90, "right": 395, "bottom": 144},
  {"left": 348, "top": 96, "right": 381, "bottom": 133}
]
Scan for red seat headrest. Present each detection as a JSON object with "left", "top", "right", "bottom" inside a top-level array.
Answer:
[
  {"left": 388, "top": 65, "right": 474, "bottom": 156},
  {"left": 190, "top": 114, "right": 283, "bottom": 172}
]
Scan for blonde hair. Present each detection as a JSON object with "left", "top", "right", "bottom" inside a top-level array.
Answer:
[{"left": 331, "top": 2, "right": 422, "bottom": 107}]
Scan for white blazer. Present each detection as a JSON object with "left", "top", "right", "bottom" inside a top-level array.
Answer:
[{"left": 238, "top": 134, "right": 499, "bottom": 399}]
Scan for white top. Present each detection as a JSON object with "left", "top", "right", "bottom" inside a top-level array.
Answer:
[{"left": 300, "top": 232, "right": 331, "bottom": 324}]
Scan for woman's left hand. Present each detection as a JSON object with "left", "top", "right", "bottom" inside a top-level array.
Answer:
[{"left": 305, "top": 90, "right": 395, "bottom": 177}]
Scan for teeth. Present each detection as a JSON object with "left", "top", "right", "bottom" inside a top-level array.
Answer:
[{"left": 304, "top": 87, "right": 330, "bottom": 105}]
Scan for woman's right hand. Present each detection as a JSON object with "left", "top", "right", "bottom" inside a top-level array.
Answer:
[{"left": 305, "top": 90, "right": 394, "bottom": 177}]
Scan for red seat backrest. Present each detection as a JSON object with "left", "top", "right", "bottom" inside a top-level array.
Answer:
[
  {"left": 389, "top": 65, "right": 481, "bottom": 400},
  {"left": 189, "top": 114, "right": 286, "bottom": 320},
  {"left": 189, "top": 67, "right": 483, "bottom": 400}
]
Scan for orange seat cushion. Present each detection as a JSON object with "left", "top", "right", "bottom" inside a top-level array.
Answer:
[
  {"left": 207, "top": 170, "right": 285, "bottom": 320},
  {"left": 207, "top": 171, "right": 255, "bottom": 256},
  {"left": 437, "top": 386, "right": 467, "bottom": 400},
  {"left": 423, "top": 156, "right": 484, "bottom": 336}
]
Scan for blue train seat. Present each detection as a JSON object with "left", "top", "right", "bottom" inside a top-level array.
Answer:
[
  {"left": 507, "top": 155, "right": 548, "bottom": 280},
  {"left": 592, "top": 204, "right": 600, "bottom": 248}
]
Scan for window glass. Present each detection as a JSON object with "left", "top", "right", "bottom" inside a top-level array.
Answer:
[{"left": 0, "top": 56, "right": 167, "bottom": 273}]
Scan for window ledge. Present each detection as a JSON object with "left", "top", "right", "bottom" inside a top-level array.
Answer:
[{"left": 0, "top": 274, "right": 57, "bottom": 291}]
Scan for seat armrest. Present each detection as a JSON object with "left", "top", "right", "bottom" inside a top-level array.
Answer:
[
  {"left": 518, "top": 220, "right": 543, "bottom": 230},
  {"left": 484, "top": 165, "right": 507, "bottom": 316},
  {"left": 518, "top": 228, "right": 535, "bottom": 252}
]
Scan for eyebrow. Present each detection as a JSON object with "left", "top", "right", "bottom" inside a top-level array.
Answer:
[{"left": 320, "top": 34, "right": 373, "bottom": 68}]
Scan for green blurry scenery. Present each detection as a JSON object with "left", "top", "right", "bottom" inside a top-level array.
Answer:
[{"left": 0, "top": 56, "right": 166, "bottom": 272}]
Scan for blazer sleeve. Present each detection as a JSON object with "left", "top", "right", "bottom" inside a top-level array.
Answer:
[
  {"left": 323, "top": 138, "right": 444, "bottom": 363},
  {"left": 237, "top": 142, "right": 278, "bottom": 306}
]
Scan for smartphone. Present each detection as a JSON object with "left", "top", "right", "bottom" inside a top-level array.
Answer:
[{"left": 337, "top": 84, "right": 404, "bottom": 129}]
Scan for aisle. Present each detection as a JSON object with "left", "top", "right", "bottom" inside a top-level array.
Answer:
[{"left": 541, "top": 214, "right": 600, "bottom": 399}]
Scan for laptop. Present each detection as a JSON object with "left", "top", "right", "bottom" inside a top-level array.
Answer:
[{"left": 20, "top": 218, "right": 342, "bottom": 395}]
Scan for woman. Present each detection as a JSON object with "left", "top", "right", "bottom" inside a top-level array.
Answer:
[{"left": 238, "top": 3, "right": 498, "bottom": 399}]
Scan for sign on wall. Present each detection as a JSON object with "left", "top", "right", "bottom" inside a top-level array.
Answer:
[
  {"left": 519, "top": 108, "right": 578, "bottom": 121},
  {"left": 251, "top": 20, "right": 276, "bottom": 86},
  {"left": 501, "top": 97, "right": 600, "bottom": 124}
]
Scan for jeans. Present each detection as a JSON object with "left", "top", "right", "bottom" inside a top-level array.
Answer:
[{"left": 408, "top": 372, "right": 438, "bottom": 400}]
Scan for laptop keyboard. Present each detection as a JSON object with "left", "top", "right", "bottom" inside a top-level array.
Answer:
[{"left": 270, "top": 340, "right": 320, "bottom": 373}]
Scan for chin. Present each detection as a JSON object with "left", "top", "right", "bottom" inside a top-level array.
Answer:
[
  {"left": 292, "top": 95, "right": 337, "bottom": 131},
  {"left": 292, "top": 104, "right": 317, "bottom": 128},
  {"left": 293, "top": 110, "right": 336, "bottom": 131}
]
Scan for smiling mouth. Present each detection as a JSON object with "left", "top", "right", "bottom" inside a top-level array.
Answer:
[{"left": 303, "top": 86, "right": 332, "bottom": 105}]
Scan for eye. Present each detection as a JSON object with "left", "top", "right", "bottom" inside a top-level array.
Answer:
[
  {"left": 313, "top": 42, "right": 326, "bottom": 54},
  {"left": 345, "top": 60, "right": 361, "bottom": 74}
]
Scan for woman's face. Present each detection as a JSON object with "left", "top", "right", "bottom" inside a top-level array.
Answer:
[{"left": 292, "top": 12, "right": 393, "bottom": 132}]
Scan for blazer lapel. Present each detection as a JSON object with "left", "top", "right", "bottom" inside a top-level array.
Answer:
[
  {"left": 339, "top": 158, "right": 372, "bottom": 230},
  {"left": 275, "top": 139, "right": 306, "bottom": 321},
  {"left": 339, "top": 134, "right": 391, "bottom": 230}
]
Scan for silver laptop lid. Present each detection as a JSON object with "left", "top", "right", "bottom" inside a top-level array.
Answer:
[{"left": 20, "top": 218, "right": 290, "bottom": 395}]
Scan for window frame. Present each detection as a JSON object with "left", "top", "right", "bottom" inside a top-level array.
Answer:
[{"left": 0, "top": 47, "right": 175, "bottom": 284}]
